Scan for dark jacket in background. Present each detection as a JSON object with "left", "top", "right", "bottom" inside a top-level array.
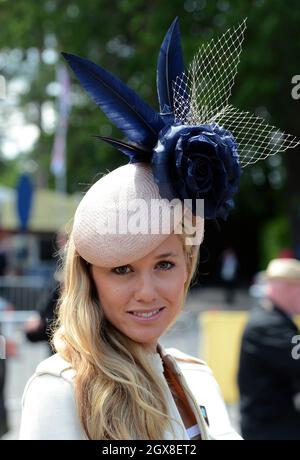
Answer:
[
  {"left": 0, "top": 358, "right": 8, "bottom": 437},
  {"left": 25, "top": 282, "right": 60, "bottom": 354},
  {"left": 238, "top": 303, "right": 300, "bottom": 440}
]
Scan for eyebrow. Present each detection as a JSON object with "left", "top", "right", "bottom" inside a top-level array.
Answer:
[
  {"left": 154, "top": 252, "right": 179, "bottom": 259},
  {"left": 110, "top": 252, "right": 179, "bottom": 270}
]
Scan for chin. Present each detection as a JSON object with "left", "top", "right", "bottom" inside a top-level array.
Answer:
[{"left": 130, "top": 334, "right": 160, "bottom": 346}]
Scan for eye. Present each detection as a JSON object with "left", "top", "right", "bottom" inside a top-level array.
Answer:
[
  {"left": 111, "top": 261, "right": 175, "bottom": 275},
  {"left": 157, "top": 260, "right": 175, "bottom": 271},
  {"left": 111, "top": 265, "right": 131, "bottom": 275}
]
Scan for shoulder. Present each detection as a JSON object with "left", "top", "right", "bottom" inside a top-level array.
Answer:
[
  {"left": 243, "top": 305, "right": 296, "bottom": 343},
  {"left": 164, "top": 347, "right": 211, "bottom": 373},
  {"left": 247, "top": 304, "right": 292, "bottom": 327},
  {"left": 164, "top": 346, "right": 217, "bottom": 380},
  {"left": 21, "top": 353, "right": 76, "bottom": 410},
  {"left": 22, "top": 354, "right": 74, "bottom": 418},
  {"left": 165, "top": 347, "right": 206, "bottom": 364},
  {"left": 20, "top": 354, "right": 86, "bottom": 440},
  {"left": 21, "top": 353, "right": 77, "bottom": 411},
  {"left": 34, "top": 352, "right": 76, "bottom": 381}
]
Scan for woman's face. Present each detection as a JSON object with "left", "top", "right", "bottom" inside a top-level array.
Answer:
[{"left": 91, "top": 234, "right": 188, "bottom": 353}]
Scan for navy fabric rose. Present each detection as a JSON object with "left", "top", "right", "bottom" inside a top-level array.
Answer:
[{"left": 151, "top": 123, "right": 241, "bottom": 219}]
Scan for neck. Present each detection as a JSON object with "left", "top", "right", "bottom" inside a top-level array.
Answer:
[{"left": 144, "top": 342, "right": 159, "bottom": 355}]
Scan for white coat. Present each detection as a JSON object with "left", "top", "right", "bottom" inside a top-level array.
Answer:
[{"left": 19, "top": 343, "right": 242, "bottom": 440}]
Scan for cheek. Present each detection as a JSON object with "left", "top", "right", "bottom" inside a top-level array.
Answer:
[
  {"left": 292, "top": 288, "right": 300, "bottom": 303},
  {"left": 268, "top": 284, "right": 281, "bottom": 299},
  {"left": 162, "top": 266, "right": 188, "bottom": 300},
  {"left": 94, "top": 277, "right": 129, "bottom": 311}
]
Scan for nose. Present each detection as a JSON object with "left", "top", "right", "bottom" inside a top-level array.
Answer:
[{"left": 133, "top": 271, "right": 158, "bottom": 304}]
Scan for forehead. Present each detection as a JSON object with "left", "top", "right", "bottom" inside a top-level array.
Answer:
[
  {"left": 139, "top": 234, "right": 184, "bottom": 261},
  {"left": 286, "top": 279, "right": 300, "bottom": 286},
  {"left": 92, "top": 234, "right": 185, "bottom": 272},
  {"left": 124, "top": 234, "right": 184, "bottom": 266},
  {"left": 269, "top": 278, "right": 300, "bottom": 287},
  {"left": 145, "top": 234, "right": 183, "bottom": 257}
]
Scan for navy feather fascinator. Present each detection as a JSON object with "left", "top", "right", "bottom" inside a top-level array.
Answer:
[{"left": 62, "top": 17, "right": 300, "bottom": 220}]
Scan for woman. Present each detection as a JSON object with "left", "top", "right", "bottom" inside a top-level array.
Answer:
[
  {"left": 19, "top": 193, "right": 240, "bottom": 440},
  {"left": 19, "top": 16, "right": 298, "bottom": 441}
]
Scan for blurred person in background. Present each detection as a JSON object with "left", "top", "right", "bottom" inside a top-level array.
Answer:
[
  {"left": 23, "top": 231, "right": 66, "bottom": 355},
  {"left": 0, "top": 233, "right": 8, "bottom": 277},
  {"left": 220, "top": 247, "right": 239, "bottom": 304},
  {"left": 0, "top": 352, "right": 7, "bottom": 438},
  {"left": 24, "top": 280, "right": 61, "bottom": 356},
  {"left": 238, "top": 258, "right": 300, "bottom": 440}
]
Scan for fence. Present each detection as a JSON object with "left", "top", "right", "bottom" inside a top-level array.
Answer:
[{"left": 0, "top": 276, "right": 52, "bottom": 311}]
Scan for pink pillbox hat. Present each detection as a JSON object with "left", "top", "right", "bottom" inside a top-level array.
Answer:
[{"left": 73, "top": 162, "right": 204, "bottom": 267}]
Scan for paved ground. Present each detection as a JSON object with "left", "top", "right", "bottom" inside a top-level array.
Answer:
[{"left": 1, "top": 287, "right": 252, "bottom": 440}]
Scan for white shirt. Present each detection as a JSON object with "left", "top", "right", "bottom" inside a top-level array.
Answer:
[{"left": 19, "top": 343, "right": 242, "bottom": 440}]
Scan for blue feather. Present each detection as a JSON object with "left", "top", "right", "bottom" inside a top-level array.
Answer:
[
  {"left": 156, "top": 17, "right": 185, "bottom": 115},
  {"left": 92, "top": 135, "right": 152, "bottom": 163},
  {"left": 61, "top": 52, "right": 164, "bottom": 147}
]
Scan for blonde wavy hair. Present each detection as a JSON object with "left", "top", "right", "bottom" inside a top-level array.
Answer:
[{"left": 52, "top": 224, "right": 202, "bottom": 440}]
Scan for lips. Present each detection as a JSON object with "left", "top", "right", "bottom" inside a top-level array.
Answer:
[
  {"left": 127, "top": 307, "right": 166, "bottom": 321},
  {"left": 127, "top": 307, "right": 165, "bottom": 314}
]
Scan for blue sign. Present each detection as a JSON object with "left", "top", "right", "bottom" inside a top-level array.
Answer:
[{"left": 16, "top": 174, "right": 34, "bottom": 231}]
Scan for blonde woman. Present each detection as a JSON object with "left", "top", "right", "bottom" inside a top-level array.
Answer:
[
  {"left": 19, "top": 181, "right": 241, "bottom": 440},
  {"left": 19, "top": 16, "right": 299, "bottom": 441}
]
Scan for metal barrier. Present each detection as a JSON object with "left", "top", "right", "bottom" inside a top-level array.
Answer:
[{"left": 0, "top": 276, "right": 51, "bottom": 311}]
